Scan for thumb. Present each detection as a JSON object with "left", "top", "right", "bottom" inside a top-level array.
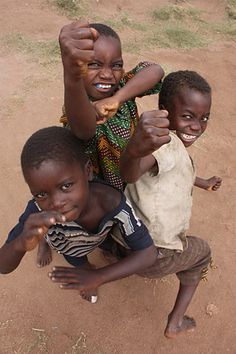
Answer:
[{"left": 90, "top": 27, "right": 99, "bottom": 41}]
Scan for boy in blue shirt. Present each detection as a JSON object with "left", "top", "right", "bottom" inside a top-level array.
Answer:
[{"left": 0, "top": 126, "right": 160, "bottom": 303}]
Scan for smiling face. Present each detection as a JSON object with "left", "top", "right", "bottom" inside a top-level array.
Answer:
[
  {"left": 83, "top": 35, "right": 124, "bottom": 100},
  {"left": 24, "top": 159, "right": 93, "bottom": 222},
  {"left": 168, "top": 88, "right": 211, "bottom": 147}
]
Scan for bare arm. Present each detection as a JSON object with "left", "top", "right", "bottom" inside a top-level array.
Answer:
[
  {"left": 194, "top": 176, "right": 222, "bottom": 191},
  {"left": 49, "top": 244, "right": 157, "bottom": 291},
  {"left": 115, "top": 63, "right": 164, "bottom": 104},
  {"left": 120, "top": 110, "right": 170, "bottom": 183},
  {"left": 93, "top": 64, "right": 164, "bottom": 121},
  {"left": 0, "top": 212, "right": 66, "bottom": 274},
  {"left": 59, "top": 20, "right": 99, "bottom": 139}
]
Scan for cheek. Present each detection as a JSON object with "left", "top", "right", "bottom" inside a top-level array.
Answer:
[
  {"left": 114, "top": 71, "right": 123, "bottom": 82},
  {"left": 201, "top": 123, "right": 208, "bottom": 133}
]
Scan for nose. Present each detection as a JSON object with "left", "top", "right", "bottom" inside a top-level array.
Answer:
[
  {"left": 190, "top": 118, "right": 202, "bottom": 133},
  {"left": 99, "top": 66, "right": 113, "bottom": 79},
  {"left": 49, "top": 193, "right": 66, "bottom": 211}
]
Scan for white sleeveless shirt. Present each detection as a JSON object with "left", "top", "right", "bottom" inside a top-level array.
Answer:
[{"left": 125, "top": 132, "right": 196, "bottom": 251}]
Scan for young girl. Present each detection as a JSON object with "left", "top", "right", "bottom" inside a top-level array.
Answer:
[
  {"left": 0, "top": 126, "right": 158, "bottom": 303},
  {"left": 37, "top": 19, "right": 164, "bottom": 267},
  {"left": 120, "top": 71, "right": 222, "bottom": 338}
]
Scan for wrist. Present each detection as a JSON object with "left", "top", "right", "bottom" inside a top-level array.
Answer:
[{"left": 113, "top": 90, "right": 125, "bottom": 106}]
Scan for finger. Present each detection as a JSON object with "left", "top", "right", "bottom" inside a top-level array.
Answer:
[
  {"left": 59, "top": 283, "right": 81, "bottom": 289},
  {"left": 141, "top": 117, "right": 170, "bottom": 129},
  {"left": 144, "top": 126, "right": 170, "bottom": 137},
  {"left": 51, "top": 266, "right": 75, "bottom": 271},
  {"left": 41, "top": 211, "right": 66, "bottom": 225},
  {"left": 152, "top": 135, "right": 171, "bottom": 146},
  {"left": 50, "top": 276, "right": 79, "bottom": 283}
]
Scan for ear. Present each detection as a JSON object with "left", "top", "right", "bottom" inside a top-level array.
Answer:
[{"left": 85, "top": 160, "right": 94, "bottom": 181}]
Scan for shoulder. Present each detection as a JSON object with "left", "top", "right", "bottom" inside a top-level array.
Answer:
[
  {"left": 151, "top": 132, "right": 188, "bottom": 173},
  {"left": 90, "top": 181, "right": 122, "bottom": 213}
]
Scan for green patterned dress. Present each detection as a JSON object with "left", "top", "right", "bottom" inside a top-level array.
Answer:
[{"left": 62, "top": 62, "right": 162, "bottom": 190}]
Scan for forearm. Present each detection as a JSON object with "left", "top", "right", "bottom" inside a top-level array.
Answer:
[
  {"left": 115, "top": 64, "right": 164, "bottom": 104},
  {"left": 120, "top": 146, "right": 155, "bottom": 183},
  {"left": 194, "top": 176, "right": 208, "bottom": 190},
  {"left": 64, "top": 73, "right": 97, "bottom": 140},
  {"left": 120, "top": 151, "right": 143, "bottom": 182},
  {"left": 96, "top": 244, "right": 156, "bottom": 286},
  {"left": 0, "top": 239, "right": 26, "bottom": 274}
]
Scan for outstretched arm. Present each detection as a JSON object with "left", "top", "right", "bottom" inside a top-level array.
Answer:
[
  {"left": 194, "top": 176, "right": 222, "bottom": 191},
  {"left": 0, "top": 211, "right": 65, "bottom": 274},
  {"left": 49, "top": 244, "right": 157, "bottom": 292},
  {"left": 115, "top": 63, "right": 164, "bottom": 105},
  {"left": 93, "top": 63, "right": 164, "bottom": 122},
  {"left": 59, "top": 20, "right": 99, "bottom": 139},
  {"left": 120, "top": 110, "right": 170, "bottom": 182}
]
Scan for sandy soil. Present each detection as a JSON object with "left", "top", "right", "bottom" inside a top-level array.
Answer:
[{"left": 0, "top": 1, "right": 236, "bottom": 353}]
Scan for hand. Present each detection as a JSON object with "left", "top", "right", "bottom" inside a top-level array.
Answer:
[
  {"left": 20, "top": 211, "right": 66, "bottom": 252},
  {"left": 93, "top": 97, "right": 120, "bottom": 124},
  {"left": 126, "top": 110, "right": 171, "bottom": 158},
  {"left": 49, "top": 266, "right": 102, "bottom": 292},
  {"left": 59, "top": 19, "right": 99, "bottom": 79},
  {"left": 205, "top": 176, "right": 222, "bottom": 191}
]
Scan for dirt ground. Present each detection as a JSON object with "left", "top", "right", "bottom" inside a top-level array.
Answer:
[{"left": 0, "top": 0, "right": 236, "bottom": 353}]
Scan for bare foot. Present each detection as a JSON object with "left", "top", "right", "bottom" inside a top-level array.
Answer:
[
  {"left": 164, "top": 315, "right": 196, "bottom": 339},
  {"left": 79, "top": 262, "right": 98, "bottom": 304},
  {"left": 80, "top": 289, "right": 98, "bottom": 304},
  {"left": 37, "top": 239, "right": 52, "bottom": 268}
]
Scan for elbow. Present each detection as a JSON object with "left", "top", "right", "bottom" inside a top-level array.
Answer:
[
  {"left": 154, "top": 64, "right": 164, "bottom": 81},
  {"left": 71, "top": 126, "right": 96, "bottom": 141},
  {"left": 0, "top": 267, "right": 13, "bottom": 274}
]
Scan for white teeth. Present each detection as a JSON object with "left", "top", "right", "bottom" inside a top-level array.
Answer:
[
  {"left": 96, "top": 84, "right": 111, "bottom": 89},
  {"left": 182, "top": 133, "right": 197, "bottom": 141}
]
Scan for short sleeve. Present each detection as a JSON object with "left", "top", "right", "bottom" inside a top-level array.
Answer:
[
  {"left": 151, "top": 133, "right": 183, "bottom": 174},
  {"left": 6, "top": 200, "right": 40, "bottom": 244},
  {"left": 120, "top": 62, "right": 162, "bottom": 96},
  {"left": 111, "top": 196, "right": 153, "bottom": 250}
]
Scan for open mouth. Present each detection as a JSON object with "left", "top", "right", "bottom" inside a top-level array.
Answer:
[
  {"left": 95, "top": 83, "right": 113, "bottom": 91},
  {"left": 179, "top": 133, "right": 200, "bottom": 142}
]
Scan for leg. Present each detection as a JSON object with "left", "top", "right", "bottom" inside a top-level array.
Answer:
[
  {"left": 138, "top": 236, "right": 211, "bottom": 338},
  {"left": 164, "top": 281, "right": 198, "bottom": 338},
  {"left": 36, "top": 238, "right": 52, "bottom": 267}
]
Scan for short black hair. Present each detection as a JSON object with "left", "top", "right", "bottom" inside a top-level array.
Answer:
[
  {"left": 89, "top": 23, "right": 120, "bottom": 42},
  {"left": 159, "top": 70, "right": 211, "bottom": 110},
  {"left": 21, "top": 126, "right": 88, "bottom": 174}
]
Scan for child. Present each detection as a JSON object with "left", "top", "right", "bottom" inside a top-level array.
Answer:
[
  {"left": 37, "top": 19, "right": 164, "bottom": 267},
  {"left": 0, "top": 126, "right": 159, "bottom": 303},
  {"left": 120, "top": 71, "right": 222, "bottom": 338}
]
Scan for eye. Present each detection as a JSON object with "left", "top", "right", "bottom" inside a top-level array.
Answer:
[
  {"left": 112, "top": 62, "right": 123, "bottom": 70},
  {"left": 183, "top": 115, "right": 192, "bottom": 120},
  {"left": 61, "top": 182, "right": 73, "bottom": 191},
  {"left": 87, "top": 62, "right": 101, "bottom": 69},
  {"left": 34, "top": 192, "right": 47, "bottom": 200},
  {"left": 201, "top": 116, "right": 209, "bottom": 122}
]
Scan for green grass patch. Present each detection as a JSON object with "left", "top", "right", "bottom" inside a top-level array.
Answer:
[
  {"left": 152, "top": 5, "right": 201, "bottom": 22},
  {"left": 1, "top": 34, "right": 60, "bottom": 65},
  {"left": 49, "top": 0, "right": 87, "bottom": 19},
  {"left": 226, "top": 0, "right": 236, "bottom": 19}
]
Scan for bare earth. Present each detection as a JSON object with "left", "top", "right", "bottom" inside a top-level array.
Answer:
[{"left": 0, "top": 1, "right": 236, "bottom": 353}]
